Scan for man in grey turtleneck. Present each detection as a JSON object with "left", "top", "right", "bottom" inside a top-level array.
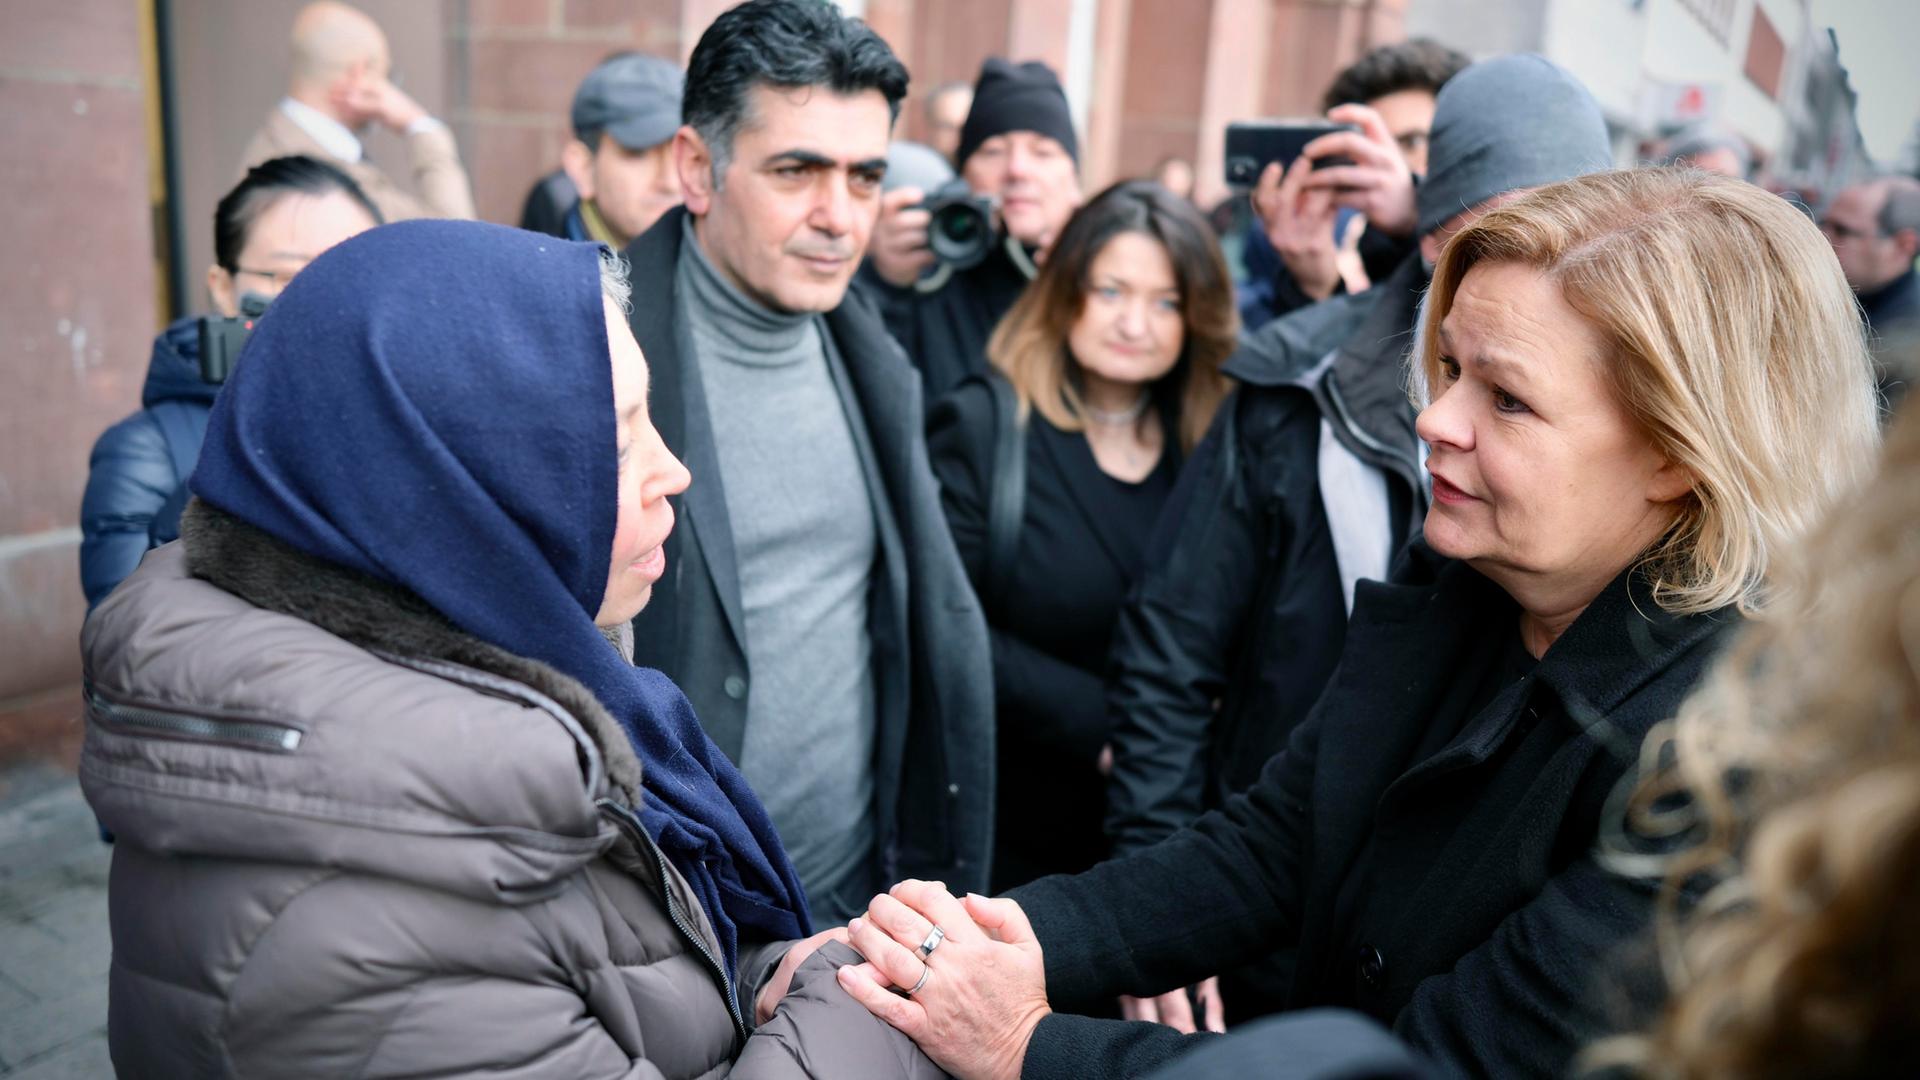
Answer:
[{"left": 618, "top": 0, "right": 994, "bottom": 921}]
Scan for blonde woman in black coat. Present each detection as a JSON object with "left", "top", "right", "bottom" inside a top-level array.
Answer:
[{"left": 841, "top": 169, "right": 1881, "bottom": 1079}]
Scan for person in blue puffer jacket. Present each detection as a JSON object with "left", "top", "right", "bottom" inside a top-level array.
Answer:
[{"left": 79, "top": 155, "right": 380, "bottom": 607}]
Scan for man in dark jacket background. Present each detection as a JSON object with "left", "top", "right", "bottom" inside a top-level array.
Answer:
[
  {"left": 857, "top": 58, "right": 1083, "bottom": 404},
  {"left": 1101, "top": 54, "right": 1615, "bottom": 1022},
  {"left": 1819, "top": 174, "right": 1920, "bottom": 404},
  {"left": 620, "top": 0, "right": 994, "bottom": 920},
  {"left": 557, "top": 52, "right": 684, "bottom": 250}
]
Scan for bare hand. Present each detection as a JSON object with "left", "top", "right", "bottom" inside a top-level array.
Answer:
[
  {"left": 1252, "top": 156, "right": 1341, "bottom": 301},
  {"left": 1334, "top": 211, "right": 1371, "bottom": 295},
  {"left": 1117, "top": 976, "right": 1225, "bottom": 1034},
  {"left": 1097, "top": 743, "right": 1114, "bottom": 777},
  {"left": 755, "top": 925, "right": 850, "bottom": 1026},
  {"left": 332, "top": 72, "right": 427, "bottom": 133},
  {"left": 869, "top": 186, "right": 935, "bottom": 288},
  {"left": 837, "top": 881, "right": 1050, "bottom": 1080},
  {"left": 1299, "top": 104, "right": 1417, "bottom": 239}
]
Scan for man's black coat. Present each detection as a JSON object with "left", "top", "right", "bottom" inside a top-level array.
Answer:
[
  {"left": 856, "top": 237, "right": 1033, "bottom": 408},
  {"left": 1012, "top": 546, "right": 1735, "bottom": 1078},
  {"left": 621, "top": 208, "right": 996, "bottom": 895}
]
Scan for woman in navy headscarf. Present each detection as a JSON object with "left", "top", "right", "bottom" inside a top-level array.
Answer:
[{"left": 78, "top": 220, "right": 941, "bottom": 1078}]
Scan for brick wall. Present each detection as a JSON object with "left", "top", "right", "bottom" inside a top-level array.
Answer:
[
  {"left": 452, "top": 0, "right": 681, "bottom": 226},
  {"left": 0, "top": 0, "right": 160, "bottom": 758}
]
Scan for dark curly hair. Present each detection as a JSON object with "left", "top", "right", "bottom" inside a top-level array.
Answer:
[
  {"left": 682, "top": 0, "right": 909, "bottom": 184},
  {"left": 1320, "top": 38, "right": 1471, "bottom": 111}
]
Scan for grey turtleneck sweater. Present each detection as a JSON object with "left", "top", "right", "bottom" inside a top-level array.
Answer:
[{"left": 676, "top": 219, "right": 879, "bottom": 915}]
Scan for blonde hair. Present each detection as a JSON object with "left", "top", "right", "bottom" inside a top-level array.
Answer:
[
  {"left": 1593, "top": 403, "right": 1920, "bottom": 1078},
  {"left": 1419, "top": 168, "right": 1880, "bottom": 615},
  {"left": 989, "top": 180, "right": 1236, "bottom": 453}
]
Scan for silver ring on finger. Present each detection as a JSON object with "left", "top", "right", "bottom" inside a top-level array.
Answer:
[
  {"left": 907, "top": 965, "right": 932, "bottom": 996},
  {"left": 917, "top": 924, "right": 946, "bottom": 958}
]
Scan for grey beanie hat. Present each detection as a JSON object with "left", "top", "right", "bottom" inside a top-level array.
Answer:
[{"left": 1416, "top": 54, "right": 1612, "bottom": 237}]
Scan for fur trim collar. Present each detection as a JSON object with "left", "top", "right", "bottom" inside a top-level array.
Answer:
[{"left": 179, "top": 499, "right": 645, "bottom": 802}]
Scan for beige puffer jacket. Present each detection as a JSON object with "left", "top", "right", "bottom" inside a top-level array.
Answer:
[{"left": 81, "top": 505, "right": 944, "bottom": 1079}]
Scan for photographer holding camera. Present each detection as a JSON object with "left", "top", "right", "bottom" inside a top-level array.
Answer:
[
  {"left": 860, "top": 58, "right": 1084, "bottom": 404},
  {"left": 78, "top": 156, "right": 379, "bottom": 609}
]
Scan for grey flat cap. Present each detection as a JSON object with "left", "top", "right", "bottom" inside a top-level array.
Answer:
[{"left": 572, "top": 53, "right": 683, "bottom": 151}]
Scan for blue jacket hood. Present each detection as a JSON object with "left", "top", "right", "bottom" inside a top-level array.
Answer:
[{"left": 141, "top": 315, "right": 220, "bottom": 410}]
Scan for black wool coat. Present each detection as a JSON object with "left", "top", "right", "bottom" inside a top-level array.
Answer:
[
  {"left": 927, "top": 377, "right": 1180, "bottom": 890},
  {"left": 1011, "top": 546, "right": 1736, "bottom": 1079},
  {"left": 620, "top": 208, "right": 996, "bottom": 895}
]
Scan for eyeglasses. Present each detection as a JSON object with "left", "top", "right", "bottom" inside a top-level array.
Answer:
[{"left": 232, "top": 265, "right": 306, "bottom": 290}]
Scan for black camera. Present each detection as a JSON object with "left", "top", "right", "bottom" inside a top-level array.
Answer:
[
  {"left": 919, "top": 180, "right": 998, "bottom": 271},
  {"left": 198, "top": 291, "right": 272, "bottom": 385}
]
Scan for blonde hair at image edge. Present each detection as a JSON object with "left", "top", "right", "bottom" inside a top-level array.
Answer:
[
  {"left": 1415, "top": 167, "right": 1880, "bottom": 617},
  {"left": 1589, "top": 396, "right": 1920, "bottom": 1079}
]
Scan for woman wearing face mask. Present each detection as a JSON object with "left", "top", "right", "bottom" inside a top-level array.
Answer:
[
  {"left": 926, "top": 180, "right": 1236, "bottom": 893},
  {"left": 77, "top": 155, "right": 382, "bottom": 608},
  {"left": 79, "top": 221, "right": 947, "bottom": 1079}
]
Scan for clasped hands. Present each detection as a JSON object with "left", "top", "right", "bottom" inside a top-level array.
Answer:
[{"left": 826, "top": 880, "right": 1052, "bottom": 1080}]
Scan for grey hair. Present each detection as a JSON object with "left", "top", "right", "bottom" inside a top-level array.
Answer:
[{"left": 599, "top": 249, "right": 632, "bottom": 313}]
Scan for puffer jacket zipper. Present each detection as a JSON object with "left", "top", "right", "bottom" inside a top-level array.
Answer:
[
  {"left": 85, "top": 685, "right": 303, "bottom": 751},
  {"left": 597, "top": 797, "right": 748, "bottom": 1040}
]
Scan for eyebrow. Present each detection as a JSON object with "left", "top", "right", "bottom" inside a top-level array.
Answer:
[
  {"left": 1094, "top": 275, "right": 1179, "bottom": 294},
  {"left": 765, "top": 149, "right": 889, "bottom": 175},
  {"left": 1436, "top": 323, "right": 1530, "bottom": 379}
]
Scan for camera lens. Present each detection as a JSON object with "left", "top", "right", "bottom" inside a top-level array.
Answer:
[{"left": 927, "top": 197, "right": 993, "bottom": 270}]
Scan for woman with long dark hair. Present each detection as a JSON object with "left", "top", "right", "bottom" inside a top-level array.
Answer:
[{"left": 926, "top": 179, "right": 1237, "bottom": 892}]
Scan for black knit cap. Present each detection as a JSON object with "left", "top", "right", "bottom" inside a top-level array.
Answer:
[{"left": 956, "top": 58, "right": 1078, "bottom": 168}]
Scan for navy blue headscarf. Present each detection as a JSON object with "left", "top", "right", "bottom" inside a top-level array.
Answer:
[{"left": 191, "top": 220, "right": 811, "bottom": 982}]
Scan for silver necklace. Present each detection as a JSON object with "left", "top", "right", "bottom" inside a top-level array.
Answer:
[{"left": 1084, "top": 391, "right": 1151, "bottom": 426}]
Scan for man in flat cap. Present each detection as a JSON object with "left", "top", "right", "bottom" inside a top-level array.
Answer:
[{"left": 560, "top": 52, "right": 685, "bottom": 249}]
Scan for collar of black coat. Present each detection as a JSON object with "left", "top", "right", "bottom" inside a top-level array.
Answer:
[
  {"left": 1358, "top": 539, "right": 1739, "bottom": 761},
  {"left": 1225, "top": 254, "right": 1429, "bottom": 389},
  {"left": 178, "top": 498, "right": 646, "bottom": 803}
]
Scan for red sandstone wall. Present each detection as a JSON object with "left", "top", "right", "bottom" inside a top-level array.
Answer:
[{"left": 0, "top": 1, "right": 159, "bottom": 739}]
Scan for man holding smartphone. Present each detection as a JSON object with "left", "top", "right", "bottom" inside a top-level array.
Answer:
[{"left": 1241, "top": 39, "right": 1469, "bottom": 329}]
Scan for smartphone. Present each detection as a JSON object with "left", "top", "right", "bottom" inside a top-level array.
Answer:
[{"left": 1223, "top": 120, "right": 1360, "bottom": 188}]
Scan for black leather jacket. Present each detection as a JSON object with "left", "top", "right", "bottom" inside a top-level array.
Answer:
[{"left": 1104, "top": 257, "right": 1431, "bottom": 854}]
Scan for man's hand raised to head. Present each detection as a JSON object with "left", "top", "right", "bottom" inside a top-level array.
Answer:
[{"left": 333, "top": 71, "right": 428, "bottom": 134}]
